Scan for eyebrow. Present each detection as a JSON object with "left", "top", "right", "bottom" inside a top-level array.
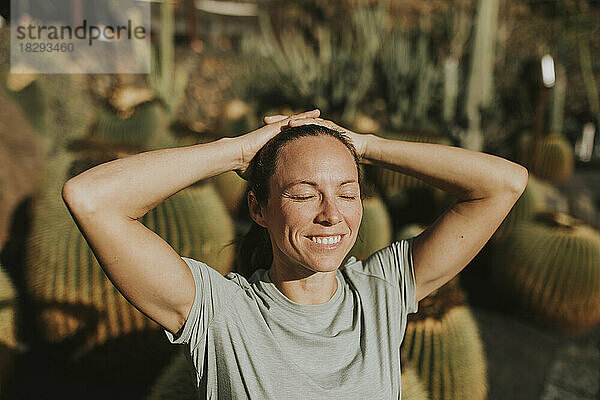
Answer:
[{"left": 283, "top": 180, "right": 358, "bottom": 190}]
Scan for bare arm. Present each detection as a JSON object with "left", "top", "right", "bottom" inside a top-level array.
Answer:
[
  {"left": 286, "top": 117, "right": 528, "bottom": 303},
  {"left": 62, "top": 109, "right": 320, "bottom": 336},
  {"left": 361, "top": 136, "right": 528, "bottom": 302}
]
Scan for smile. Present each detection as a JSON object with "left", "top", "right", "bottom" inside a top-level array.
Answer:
[
  {"left": 305, "top": 234, "right": 346, "bottom": 249},
  {"left": 310, "top": 235, "right": 341, "bottom": 244}
]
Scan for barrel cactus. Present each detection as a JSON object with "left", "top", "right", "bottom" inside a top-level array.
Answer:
[
  {"left": 401, "top": 278, "right": 488, "bottom": 400},
  {"left": 93, "top": 101, "right": 168, "bottom": 148},
  {"left": 0, "top": 94, "right": 47, "bottom": 250},
  {"left": 518, "top": 132, "right": 574, "bottom": 184},
  {"left": 25, "top": 145, "right": 235, "bottom": 379},
  {"left": 3, "top": 77, "right": 49, "bottom": 135},
  {"left": 350, "top": 195, "right": 393, "bottom": 260},
  {"left": 401, "top": 363, "right": 431, "bottom": 400},
  {"left": 490, "top": 211, "right": 600, "bottom": 334},
  {"left": 368, "top": 131, "right": 452, "bottom": 196},
  {"left": 211, "top": 171, "right": 248, "bottom": 216},
  {"left": 0, "top": 264, "right": 17, "bottom": 397}
]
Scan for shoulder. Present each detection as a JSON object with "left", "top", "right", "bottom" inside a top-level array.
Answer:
[{"left": 343, "top": 239, "right": 413, "bottom": 281}]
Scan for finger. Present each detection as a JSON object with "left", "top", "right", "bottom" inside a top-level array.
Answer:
[
  {"left": 287, "top": 117, "right": 322, "bottom": 127},
  {"left": 291, "top": 108, "right": 320, "bottom": 119},
  {"left": 264, "top": 115, "right": 288, "bottom": 124}
]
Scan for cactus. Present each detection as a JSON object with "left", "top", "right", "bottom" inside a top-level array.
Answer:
[
  {"left": 463, "top": 0, "right": 499, "bottom": 151},
  {"left": 401, "top": 363, "right": 431, "bottom": 400},
  {"left": 249, "top": 1, "right": 385, "bottom": 120},
  {"left": 4, "top": 78, "right": 50, "bottom": 136},
  {"left": 93, "top": 101, "right": 168, "bottom": 148},
  {"left": 490, "top": 174, "right": 546, "bottom": 243},
  {"left": 368, "top": 131, "right": 452, "bottom": 196},
  {"left": 350, "top": 195, "right": 393, "bottom": 260},
  {"left": 402, "top": 278, "right": 488, "bottom": 400},
  {"left": 24, "top": 147, "right": 235, "bottom": 377},
  {"left": 211, "top": 171, "right": 248, "bottom": 216},
  {"left": 518, "top": 132, "right": 574, "bottom": 184},
  {"left": 379, "top": 29, "right": 442, "bottom": 131},
  {"left": 0, "top": 264, "right": 17, "bottom": 397},
  {"left": 490, "top": 211, "right": 600, "bottom": 334}
]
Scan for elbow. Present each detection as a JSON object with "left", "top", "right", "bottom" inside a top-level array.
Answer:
[
  {"left": 62, "top": 179, "right": 97, "bottom": 215},
  {"left": 506, "top": 164, "right": 529, "bottom": 196}
]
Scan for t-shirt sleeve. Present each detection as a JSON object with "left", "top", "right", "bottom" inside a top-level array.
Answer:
[
  {"left": 365, "top": 237, "right": 419, "bottom": 314},
  {"left": 163, "top": 256, "right": 235, "bottom": 347}
]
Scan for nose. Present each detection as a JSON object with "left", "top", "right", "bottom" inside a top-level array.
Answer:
[{"left": 315, "top": 195, "right": 342, "bottom": 226}]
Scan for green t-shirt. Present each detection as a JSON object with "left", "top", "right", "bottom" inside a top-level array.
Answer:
[{"left": 164, "top": 238, "right": 419, "bottom": 399}]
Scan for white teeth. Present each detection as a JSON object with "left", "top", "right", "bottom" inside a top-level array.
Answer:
[{"left": 311, "top": 235, "right": 342, "bottom": 245}]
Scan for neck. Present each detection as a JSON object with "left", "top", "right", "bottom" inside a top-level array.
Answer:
[{"left": 268, "top": 263, "right": 338, "bottom": 305}]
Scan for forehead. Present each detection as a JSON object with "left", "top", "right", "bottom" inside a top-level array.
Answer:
[{"left": 271, "top": 135, "right": 359, "bottom": 188}]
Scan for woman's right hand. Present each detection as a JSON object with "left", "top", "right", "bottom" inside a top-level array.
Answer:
[{"left": 235, "top": 108, "right": 320, "bottom": 179}]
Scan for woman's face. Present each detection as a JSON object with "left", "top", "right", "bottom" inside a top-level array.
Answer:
[{"left": 258, "top": 135, "right": 363, "bottom": 275}]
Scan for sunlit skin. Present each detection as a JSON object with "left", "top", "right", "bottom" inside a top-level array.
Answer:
[{"left": 249, "top": 135, "right": 363, "bottom": 305}]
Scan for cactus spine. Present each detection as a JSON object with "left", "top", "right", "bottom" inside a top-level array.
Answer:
[
  {"left": 25, "top": 147, "right": 234, "bottom": 375},
  {"left": 402, "top": 278, "right": 488, "bottom": 400},
  {"left": 490, "top": 212, "right": 600, "bottom": 334}
]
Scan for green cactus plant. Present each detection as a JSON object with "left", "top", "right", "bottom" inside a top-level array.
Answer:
[
  {"left": 490, "top": 211, "right": 600, "bottom": 334},
  {"left": 367, "top": 131, "right": 452, "bottom": 196},
  {"left": 401, "top": 278, "right": 488, "bottom": 400},
  {"left": 3, "top": 78, "right": 50, "bottom": 136},
  {"left": 379, "top": 29, "right": 442, "bottom": 131},
  {"left": 518, "top": 132, "right": 574, "bottom": 184},
  {"left": 24, "top": 146, "right": 235, "bottom": 377},
  {"left": 401, "top": 363, "right": 431, "bottom": 400},
  {"left": 246, "top": 1, "right": 385, "bottom": 120},
  {"left": 211, "top": 170, "right": 249, "bottom": 216},
  {"left": 0, "top": 264, "right": 17, "bottom": 397},
  {"left": 350, "top": 195, "right": 393, "bottom": 260},
  {"left": 92, "top": 101, "right": 168, "bottom": 148}
]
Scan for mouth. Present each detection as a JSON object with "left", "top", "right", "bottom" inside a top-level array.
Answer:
[{"left": 305, "top": 234, "right": 347, "bottom": 250}]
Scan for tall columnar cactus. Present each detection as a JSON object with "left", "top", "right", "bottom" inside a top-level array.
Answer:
[
  {"left": 463, "top": 0, "right": 500, "bottom": 151},
  {"left": 402, "top": 278, "right": 488, "bottom": 400},
  {"left": 350, "top": 195, "right": 393, "bottom": 260},
  {"left": 518, "top": 132, "right": 574, "bottom": 184},
  {"left": 490, "top": 211, "right": 600, "bottom": 334},
  {"left": 0, "top": 264, "right": 17, "bottom": 397},
  {"left": 379, "top": 29, "right": 441, "bottom": 131},
  {"left": 491, "top": 174, "right": 545, "bottom": 243},
  {"left": 253, "top": 1, "right": 385, "bottom": 120},
  {"left": 25, "top": 146, "right": 235, "bottom": 376}
]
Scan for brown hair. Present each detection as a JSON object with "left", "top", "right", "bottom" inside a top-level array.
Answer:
[{"left": 234, "top": 124, "right": 361, "bottom": 279}]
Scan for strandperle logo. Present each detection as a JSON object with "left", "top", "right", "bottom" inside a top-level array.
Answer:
[
  {"left": 15, "top": 19, "right": 147, "bottom": 46},
  {"left": 10, "top": 0, "right": 150, "bottom": 73}
]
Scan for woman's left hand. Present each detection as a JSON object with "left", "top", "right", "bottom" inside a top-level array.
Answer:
[{"left": 263, "top": 114, "right": 370, "bottom": 160}]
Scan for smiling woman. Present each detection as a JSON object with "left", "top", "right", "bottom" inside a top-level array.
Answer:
[{"left": 61, "top": 108, "right": 527, "bottom": 399}]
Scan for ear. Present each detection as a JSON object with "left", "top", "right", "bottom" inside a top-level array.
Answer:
[{"left": 248, "top": 190, "right": 268, "bottom": 228}]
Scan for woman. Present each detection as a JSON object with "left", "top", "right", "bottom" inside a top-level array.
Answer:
[{"left": 62, "top": 109, "right": 528, "bottom": 399}]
